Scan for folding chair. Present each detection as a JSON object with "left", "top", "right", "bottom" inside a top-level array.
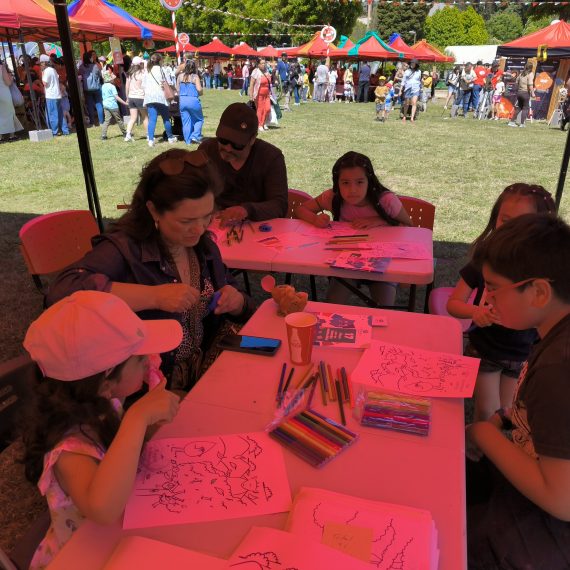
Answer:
[
  {"left": 284, "top": 189, "right": 318, "bottom": 300},
  {"left": 398, "top": 196, "right": 436, "bottom": 312},
  {"left": 428, "top": 286, "right": 474, "bottom": 333},
  {"left": 19, "top": 210, "right": 99, "bottom": 295}
]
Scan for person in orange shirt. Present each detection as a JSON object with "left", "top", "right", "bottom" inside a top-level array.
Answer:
[{"left": 472, "top": 60, "right": 489, "bottom": 115}]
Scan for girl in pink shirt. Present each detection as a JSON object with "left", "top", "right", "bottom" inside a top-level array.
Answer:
[{"left": 294, "top": 151, "right": 412, "bottom": 305}]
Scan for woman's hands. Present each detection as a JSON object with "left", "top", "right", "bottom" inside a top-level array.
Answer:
[
  {"left": 313, "top": 212, "right": 331, "bottom": 228},
  {"left": 213, "top": 285, "right": 245, "bottom": 316},
  {"left": 154, "top": 283, "right": 201, "bottom": 313}
]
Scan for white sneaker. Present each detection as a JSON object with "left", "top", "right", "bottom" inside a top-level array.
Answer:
[
  {"left": 258, "top": 127, "right": 265, "bottom": 132},
  {"left": 263, "top": 126, "right": 269, "bottom": 131},
  {"left": 168, "top": 136, "right": 178, "bottom": 144},
  {"left": 148, "top": 139, "right": 155, "bottom": 148},
  {"left": 124, "top": 133, "right": 133, "bottom": 142}
]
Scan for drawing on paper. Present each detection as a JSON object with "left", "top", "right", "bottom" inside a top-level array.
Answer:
[
  {"left": 312, "top": 503, "right": 413, "bottom": 569},
  {"left": 352, "top": 340, "right": 480, "bottom": 398},
  {"left": 124, "top": 433, "right": 291, "bottom": 528},
  {"left": 311, "top": 312, "right": 372, "bottom": 348},
  {"left": 228, "top": 551, "right": 298, "bottom": 569}
]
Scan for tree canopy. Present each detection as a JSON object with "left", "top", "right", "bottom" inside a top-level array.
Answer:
[
  {"left": 486, "top": 8, "right": 523, "bottom": 43},
  {"left": 375, "top": 3, "right": 428, "bottom": 45},
  {"left": 425, "top": 6, "right": 488, "bottom": 49}
]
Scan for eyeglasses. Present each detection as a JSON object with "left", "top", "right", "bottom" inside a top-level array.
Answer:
[
  {"left": 217, "top": 137, "right": 247, "bottom": 151},
  {"left": 486, "top": 277, "right": 552, "bottom": 298},
  {"left": 159, "top": 150, "right": 209, "bottom": 176}
]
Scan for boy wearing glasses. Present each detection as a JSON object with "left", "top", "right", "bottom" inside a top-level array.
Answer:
[
  {"left": 199, "top": 103, "right": 288, "bottom": 226},
  {"left": 466, "top": 214, "right": 570, "bottom": 568}
]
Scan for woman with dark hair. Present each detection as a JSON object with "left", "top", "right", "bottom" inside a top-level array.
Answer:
[
  {"left": 124, "top": 56, "right": 148, "bottom": 142},
  {"left": 78, "top": 50, "right": 104, "bottom": 126},
  {"left": 143, "top": 52, "right": 177, "bottom": 147},
  {"left": 176, "top": 59, "right": 204, "bottom": 144},
  {"left": 509, "top": 61, "right": 535, "bottom": 128},
  {"left": 294, "top": 151, "right": 412, "bottom": 305},
  {"left": 401, "top": 59, "right": 421, "bottom": 122},
  {"left": 47, "top": 149, "right": 255, "bottom": 390}
]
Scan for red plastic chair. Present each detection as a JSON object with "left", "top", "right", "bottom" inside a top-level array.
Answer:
[
  {"left": 428, "top": 286, "right": 474, "bottom": 333},
  {"left": 19, "top": 210, "right": 99, "bottom": 294}
]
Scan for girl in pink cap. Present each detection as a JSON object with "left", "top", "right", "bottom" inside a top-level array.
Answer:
[{"left": 22, "top": 291, "right": 182, "bottom": 569}]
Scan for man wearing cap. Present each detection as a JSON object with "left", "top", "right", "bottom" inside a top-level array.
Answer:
[
  {"left": 40, "top": 54, "right": 70, "bottom": 136},
  {"left": 199, "top": 102, "right": 288, "bottom": 224}
]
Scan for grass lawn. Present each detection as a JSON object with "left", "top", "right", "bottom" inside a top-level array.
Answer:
[{"left": 1, "top": 89, "right": 569, "bottom": 362}]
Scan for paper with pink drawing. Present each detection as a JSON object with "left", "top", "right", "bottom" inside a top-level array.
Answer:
[
  {"left": 123, "top": 433, "right": 291, "bottom": 529},
  {"left": 103, "top": 536, "right": 226, "bottom": 569},
  {"left": 352, "top": 340, "right": 480, "bottom": 398},
  {"left": 286, "top": 487, "right": 439, "bottom": 570},
  {"left": 227, "top": 526, "right": 371, "bottom": 570}
]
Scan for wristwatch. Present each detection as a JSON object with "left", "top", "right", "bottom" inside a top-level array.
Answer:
[{"left": 495, "top": 407, "right": 514, "bottom": 431}]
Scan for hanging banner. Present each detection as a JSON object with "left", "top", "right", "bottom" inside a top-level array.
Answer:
[
  {"left": 320, "top": 25, "right": 337, "bottom": 44},
  {"left": 160, "top": 0, "right": 184, "bottom": 10},
  {"left": 109, "top": 37, "right": 123, "bottom": 65}
]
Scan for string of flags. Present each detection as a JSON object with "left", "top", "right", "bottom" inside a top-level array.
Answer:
[
  {"left": 328, "top": 1, "right": 568, "bottom": 4},
  {"left": 183, "top": 1, "right": 325, "bottom": 28}
]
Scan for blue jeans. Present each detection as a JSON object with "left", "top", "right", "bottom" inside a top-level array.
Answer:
[
  {"left": 146, "top": 103, "right": 173, "bottom": 141},
  {"left": 45, "top": 98, "right": 69, "bottom": 135},
  {"left": 227, "top": 77, "right": 233, "bottom": 90},
  {"left": 293, "top": 84, "right": 300, "bottom": 104},
  {"left": 85, "top": 89, "right": 104, "bottom": 125},
  {"left": 213, "top": 74, "right": 220, "bottom": 88},
  {"left": 472, "top": 84, "right": 481, "bottom": 112},
  {"left": 179, "top": 96, "right": 203, "bottom": 144},
  {"left": 203, "top": 74, "right": 211, "bottom": 89},
  {"left": 460, "top": 89, "right": 472, "bottom": 114},
  {"left": 240, "top": 77, "right": 249, "bottom": 95}
]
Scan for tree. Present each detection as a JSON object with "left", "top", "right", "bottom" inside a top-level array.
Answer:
[
  {"left": 425, "top": 7, "right": 465, "bottom": 49},
  {"left": 461, "top": 7, "right": 488, "bottom": 45},
  {"left": 112, "top": 0, "right": 172, "bottom": 28},
  {"left": 523, "top": 14, "right": 557, "bottom": 36},
  {"left": 375, "top": 3, "right": 428, "bottom": 45},
  {"left": 527, "top": 4, "right": 570, "bottom": 22},
  {"left": 486, "top": 9, "right": 523, "bottom": 43}
]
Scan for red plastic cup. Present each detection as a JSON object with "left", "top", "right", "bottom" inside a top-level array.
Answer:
[{"left": 285, "top": 312, "right": 317, "bottom": 365}]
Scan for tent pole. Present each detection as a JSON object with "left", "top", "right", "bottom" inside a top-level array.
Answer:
[
  {"left": 19, "top": 32, "right": 41, "bottom": 131},
  {"left": 52, "top": 0, "right": 104, "bottom": 232},
  {"left": 555, "top": 125, "right": 570, "bottom": 211},
  {"left": 5, "top": 35, "right": 19, "bottom": 85}
]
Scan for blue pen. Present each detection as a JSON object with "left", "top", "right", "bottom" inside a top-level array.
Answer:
[{"left": 207, "top": 290, "right": 222, "bottom": 313}]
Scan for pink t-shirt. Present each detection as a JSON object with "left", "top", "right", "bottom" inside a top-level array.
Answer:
[{"left": 315, "top": 188, "right": 402, "bottom": 223}]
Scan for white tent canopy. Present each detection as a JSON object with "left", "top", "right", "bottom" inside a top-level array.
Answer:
[{"left": 444, "top": 45, "right": 498, "bottom": 65}]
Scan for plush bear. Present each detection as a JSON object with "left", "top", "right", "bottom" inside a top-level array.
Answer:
[{"left": 271, "top": 285, "right": 309, "bottom": 316}]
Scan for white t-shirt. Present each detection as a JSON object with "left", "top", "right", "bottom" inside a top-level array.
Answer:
[
  {"left": 242, "top": 64, "right": 250, "bottom": 79},
  {"left": 494, "top": 81, "right": 505, "bottom": 97},
  {"left": 329, "top": 70, "right": 338, "bottom": 84},
  {"left": 316, "top": 64, "right": 329, "bottom": 83},
  {"left": 42, "top": 66, "right": 62, "bottom": 99}
]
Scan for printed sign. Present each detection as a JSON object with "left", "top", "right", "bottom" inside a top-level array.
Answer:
[
  {"left": 178, "top": 32, "right": 189, "bottom": 47},
  {"left": 320, "top": 25, "right": 337, "bottom": 44},
  {"left": 109, "top": 37, "right": 123, "bottom": 65}
]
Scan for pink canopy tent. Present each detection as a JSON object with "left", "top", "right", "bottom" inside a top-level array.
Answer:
[
  {"left": 0, "top": 0, "right": 108, "bottom": 41},
  {"left": 231, "top": 42, "right": 258, "bottom": 58},
  {"left": 195, "top": 37, "right": 232, "bottom": 57},
  {"left": 410, "top": 39, "right": 453, "bottom": 63},
  {"left": 157, "top": 42, "right": 198, "bottom": 54},
  {"left": 258, "top": 45, "right": 279, "bottom": 58},
  {"left": 388, "top": 34, "right": 428, "bottom": 61},
  {"left": 67, "top": 0, "right": 174, "bottom": 41}
]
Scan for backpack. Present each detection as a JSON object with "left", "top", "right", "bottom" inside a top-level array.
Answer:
[{"left": 85, "top": 64, "right": 101, "bottom": 91}]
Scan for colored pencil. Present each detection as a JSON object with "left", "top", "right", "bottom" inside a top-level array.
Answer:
[
  {"left": 318, "top": 361, "right": 328, "bottom": 405},
  {"left": 269, "top": 428, "right": 322, "bottom": 467},
  {"left": 306, "top": 375, "right": 319, "bottom": 408},
  {"left": 335, "top": 378, "right": 346, "bottom": 425},
  {"left": 306, "top": 408, "right": 359, "bottom": 439},
  {"left": 295, "top": 364, "right": 314, "bottom": 389},
  {"left": 340, "top": 367, "right": 350, "bottom": 402},
  {"left": 276, "top": 363, "right": 287, "bottom": 404},
  {"left": 297, "top": 411, "right": 348, "bottom": 447},
  {"left": 283, "top": 366, "right": 295, "bottom": 394},
  {"left": 326, "top": 363, "right": 336, "bottom": 401}
]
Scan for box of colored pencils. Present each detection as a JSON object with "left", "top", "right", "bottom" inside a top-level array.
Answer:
[
  {"left": 268, "top": 408, "right": 359, "bottom": 469},
  {"left": 358, "top": 391, "right": 431, "bottom": 436}
]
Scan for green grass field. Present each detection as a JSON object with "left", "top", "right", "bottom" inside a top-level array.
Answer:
[{"left": 1, "top": 89, "right": 569, "bottom": 361}]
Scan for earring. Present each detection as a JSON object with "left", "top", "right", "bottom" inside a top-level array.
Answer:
[{"left": 154, "top": 219, "right": 159, "bottom": 230}]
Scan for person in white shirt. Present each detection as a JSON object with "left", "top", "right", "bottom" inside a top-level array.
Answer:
[
  {"left": 314, "top": 60, "right": 329, "bottom": 103},
  {"left": 327, "top": 67, "right": 338, "bottom": 103},
  {"left": 40, "top": 54, "right": 70, "bottom": 136},
  {"left": 213, "top": 60, "right": 222, "bottom": 89},
  {"left": 240, "top": 61, "right": 250, "bottom": 96},
  {"left": 492, "top": 79, "right": 505, "bottom": 120}
]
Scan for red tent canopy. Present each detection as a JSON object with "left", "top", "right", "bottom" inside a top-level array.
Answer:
[
  {"left": 157, "top": 42, "right": 198, "bottom": 54},
  {"left": 0, "top": 0, "right": 107, "bottom": 41},
  {"left": 289, "top": 32, "right": 337, "bottom": 58},
  {"left": 196, "top": 38, "right": 232, "bottom": 57},
  {"left": 231, "top": 42, "right": 258, "bottom": 58},
  {"left": 349, "top": 32, "right": 402, "bottom": 60},
  {"left": 258, "top": 45, "right": 279, "bottom": 58},
  {"left": 497, "top": 20, "right": 570, "bottom": 58},
  {"left": 411, "top": 40, "right": 453, "bottom": 63},
  {"left": 388, "top": 35, "right": 431, "bottom": 61},
  {"left": 67, "top": 0, "right": 173, "bottom": 41}
]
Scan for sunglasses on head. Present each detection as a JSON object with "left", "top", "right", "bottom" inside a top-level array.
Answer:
[
  {"left": 217, "top": 136, "right": 247, "bottom": 151},
  {"left": 159, "top": 150, "right": 209, "bottom": 176}
]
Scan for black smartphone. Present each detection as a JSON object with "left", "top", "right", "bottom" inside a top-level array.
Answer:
[{"left": 218, "top": 334, "right": 281, "bottom": 356}]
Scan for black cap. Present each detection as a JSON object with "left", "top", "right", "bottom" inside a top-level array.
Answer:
[{"left": 216, "top": 103, "right": 259, "bottom": 146}]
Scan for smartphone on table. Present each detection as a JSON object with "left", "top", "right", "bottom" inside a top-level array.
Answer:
[{"left": 218, "top": 334, "right": 281, "bottom": 356}]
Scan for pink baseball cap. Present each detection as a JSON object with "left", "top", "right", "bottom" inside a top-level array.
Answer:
[{"left": 24, "top": 291, "right": 182, "bottom": 381}]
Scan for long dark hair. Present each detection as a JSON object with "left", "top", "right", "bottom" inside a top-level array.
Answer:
[
  {"left": 470, "top": 183, "right": 555, "bottom": 256},
  {"left": 114, "top": 149, "right": 222, "bottom": 242},
  {"left": 22, "top": 362, "right": 128, "bottom": 484},
  {"left": 331, "top": 151, "right": 399, "bottom": 225},
  {"left": 181, "top": 60, "right": 197, "bottom": 81},
  {"left": 148, "top": 52, "right": 162, "bottom": 73}
]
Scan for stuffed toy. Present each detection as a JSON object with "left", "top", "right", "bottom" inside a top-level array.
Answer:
[{"left": 261, "top": 276, "right": 308, "bottom": 316}]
